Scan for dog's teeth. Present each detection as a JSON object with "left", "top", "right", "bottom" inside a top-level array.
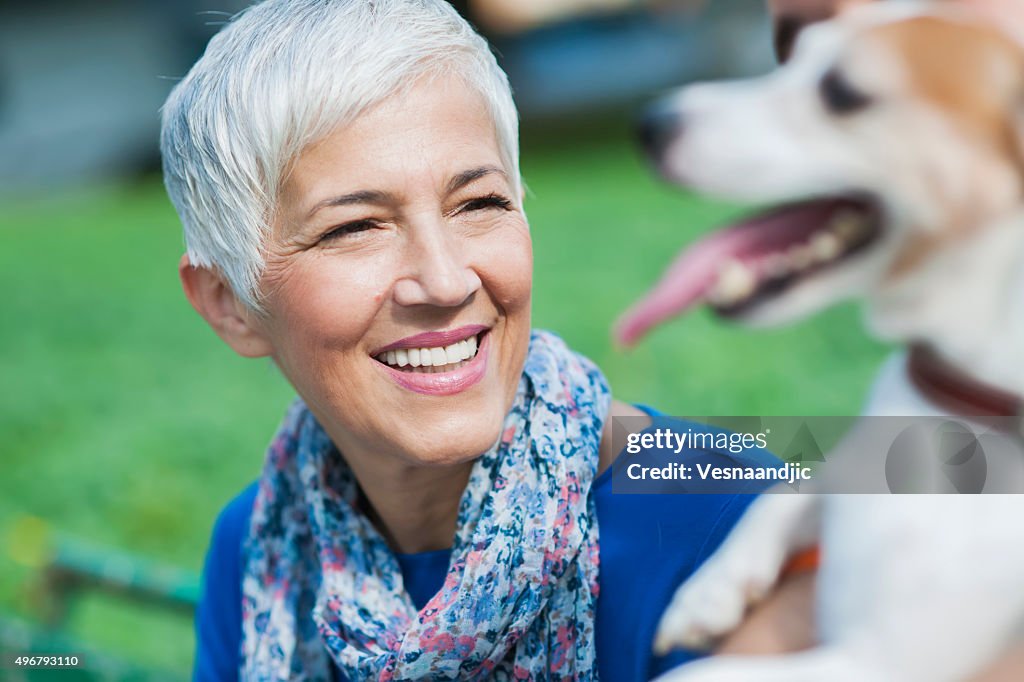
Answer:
[
  {"left": 830, "top": 211, "right": 868, "bottom": 241},
  {"left": 708, "top": 259, "right": 756, "bottom": 305},
  {"left": 811, "top": 232, "right": 842, "bottom": 262}
]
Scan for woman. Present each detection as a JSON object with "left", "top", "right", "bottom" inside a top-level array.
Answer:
[{"left": 163, "top": 1, "right": 771, "bottom": 679}]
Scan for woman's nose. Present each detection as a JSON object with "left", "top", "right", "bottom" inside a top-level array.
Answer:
[{"left": 393, "top": 222, "right": 482, "bottom": 308}]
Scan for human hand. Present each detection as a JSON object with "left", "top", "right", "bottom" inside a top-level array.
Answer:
[
  {"left": 712, "top": 571, "right": 816, "bottom": 656},
  {"left": 969, "top": 644, "right": 1024, "bottom": 682}
]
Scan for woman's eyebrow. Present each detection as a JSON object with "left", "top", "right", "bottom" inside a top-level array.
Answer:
[
  {"left": 445, "top": 165, "right": 506, "bottom": 194},
  {"left": 303, "top": 166, "right": 506, "bottom": 220},
  {"left": 306, "top": 189, "right": 395, "bottom": 219}
]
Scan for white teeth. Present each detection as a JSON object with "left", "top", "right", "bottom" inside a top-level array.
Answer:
[
  {"left": 811, "top": 232, "right": 841, "bottom": 261},
  {"left": 444, "top": 342, "right": 462, "bottom": 364},
  {"left": 706, "top": 212, "right": 870, "bottom": 309},
  {"left": 377, "top": 334, "right": 482, "bottom": 370},
  {"left": 708, "top": 259, "right": 756, "bottom": 305},
  {"left": 830, "top": 211, "right": 868, "bottom": 241}
]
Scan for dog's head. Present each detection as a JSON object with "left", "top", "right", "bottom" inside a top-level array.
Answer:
[{"left": 617, "top": 2, "right": 1024, "bottom": 345}]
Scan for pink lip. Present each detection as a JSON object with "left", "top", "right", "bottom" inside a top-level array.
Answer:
[
  {"left": 376, "top": 330, "right": 490, "bottom": 396},
  {"left": 373, "top": 324, "right": 490, "bottom": 355}
]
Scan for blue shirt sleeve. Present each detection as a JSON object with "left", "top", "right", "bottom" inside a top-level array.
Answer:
[
  {"left": 646, "top": 493, "right": 755, "bottom": 678},
  {"left": 621, "top": 406, "right": 769, "bottom": 679},
  {"left": 193, "top": 483, "right": 257, "bottom": 682}
]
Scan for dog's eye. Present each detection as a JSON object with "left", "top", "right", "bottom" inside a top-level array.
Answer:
[{"left": 819, "top": 68, "right": 872, "bottom": 115}]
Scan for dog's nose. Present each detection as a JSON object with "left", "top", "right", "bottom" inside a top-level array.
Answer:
[{"left": 638, "top": 102, "right": 684, "bottom": 157}]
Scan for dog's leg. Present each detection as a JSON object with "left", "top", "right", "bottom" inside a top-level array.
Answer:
[
  {"left": 654, "top": 493, "right": 822, "bottom": 653},
  {"left": 651, "top": 647, "right": 884, "bottom": 682}
]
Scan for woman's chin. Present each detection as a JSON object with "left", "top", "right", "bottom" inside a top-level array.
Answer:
[{"left": 393, "top": 418, "right": 505, "bottom": 468}]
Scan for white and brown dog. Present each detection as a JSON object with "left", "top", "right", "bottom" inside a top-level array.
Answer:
[{"left": 616, "top": 2, "right": 1024, "bottom": 680}]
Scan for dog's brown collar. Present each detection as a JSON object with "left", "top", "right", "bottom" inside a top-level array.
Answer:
[{"left": 908, "top": 345, "right": 1023, "bottom": 424}]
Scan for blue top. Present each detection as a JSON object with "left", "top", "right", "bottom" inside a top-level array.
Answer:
[{"left": 193, "top": 408, "right": 773, "bottom": 681}]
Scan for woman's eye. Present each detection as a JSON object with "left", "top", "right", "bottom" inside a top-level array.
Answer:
[
  {"left": 458, "top": 194, "right": 512, "bottom": 214},
  {"left": 321, "top": 220, "right": 376, "bottom": 241}
]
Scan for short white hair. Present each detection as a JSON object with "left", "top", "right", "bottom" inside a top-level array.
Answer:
[{"left": 161, "top": 0, "right": 520, "bottom": 310}]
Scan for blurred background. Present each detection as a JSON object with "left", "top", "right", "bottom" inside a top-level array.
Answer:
[{"left": 0, "top": 0, "right": 888, "bottom": 679}]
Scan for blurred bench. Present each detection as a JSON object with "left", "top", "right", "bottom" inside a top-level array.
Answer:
[
  {"left": 2, "top": 520, "right": 199, "bottom": 680},
  {"left": 38, "top": 538, "right": 199, "bottom": 629},
  {"left": 0, "top": 615, "right": 184, "bottom": 682}
]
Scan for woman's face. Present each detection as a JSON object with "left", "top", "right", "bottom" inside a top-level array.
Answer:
[{"left": 254, "top": 74, "right": 532, "bottom": 468}]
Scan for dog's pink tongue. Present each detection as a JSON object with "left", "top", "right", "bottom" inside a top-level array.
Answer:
[
  {"left": 615, "top": 197, "right": 861, "bottom": 346},
  {"left": 615, "top": 225, "right": 751, "bottom": 347}
]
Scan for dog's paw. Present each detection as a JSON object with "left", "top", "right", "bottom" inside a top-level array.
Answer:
[
  {"left": 653, "top": 567, "right": 751, "bottom": 654},
  {"left": 653, "top": 548, "right": 785, "bottom": 655}
]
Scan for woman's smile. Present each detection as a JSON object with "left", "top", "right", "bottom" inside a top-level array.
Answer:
[{"left": 372, "top": 325, "right": 491, "bottom": 395}]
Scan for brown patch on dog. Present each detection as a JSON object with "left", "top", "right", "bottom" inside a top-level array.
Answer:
[
  {"left": 887, "top": 233, "right": 948, "bottom": 277},
  {"left": 872, "top": 16, "right": 1024, "bottom": 167},
  {"left": 868, "top": 16, "right": 1024, "bottom": 278}
]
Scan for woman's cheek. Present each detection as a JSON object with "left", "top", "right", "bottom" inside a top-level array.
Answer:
[
  {"left": 480, "top": 220, "right": 533, "bottom": 313},
  {"left": 265, "top": 252, "right": 386, "bottom": 360}
]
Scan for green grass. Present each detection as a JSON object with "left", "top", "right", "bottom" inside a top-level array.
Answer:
[{"left": 0, "top": 128, "right": 888, "bottom": 676}]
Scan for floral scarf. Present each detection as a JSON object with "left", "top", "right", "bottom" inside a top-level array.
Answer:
[{"left": 241, "top": 330, "right": 611, "bottom": 681}]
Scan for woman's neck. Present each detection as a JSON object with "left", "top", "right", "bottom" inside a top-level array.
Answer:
[
  {"left": 305, "top": 400, "right": 477, "bottom": 554},
  {"left": 346, "top": 453, "right": 473, "bottom": 555}
]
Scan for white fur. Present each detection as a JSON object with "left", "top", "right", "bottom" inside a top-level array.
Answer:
[
  {"left": 655, "top": 364, "right": 1024, "bottom": 681},
  {"left": 650, "top": 3, "right": 1024, "bottom": 680}
]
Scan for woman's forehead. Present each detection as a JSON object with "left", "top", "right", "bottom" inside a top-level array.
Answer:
[{"left": 280, "top": 74, "right": 507, "bottom": 216}]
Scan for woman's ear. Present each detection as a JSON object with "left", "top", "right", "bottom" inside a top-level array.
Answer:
[{"left": 178, "top": 254, "right": 274, "bottom": 358}]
